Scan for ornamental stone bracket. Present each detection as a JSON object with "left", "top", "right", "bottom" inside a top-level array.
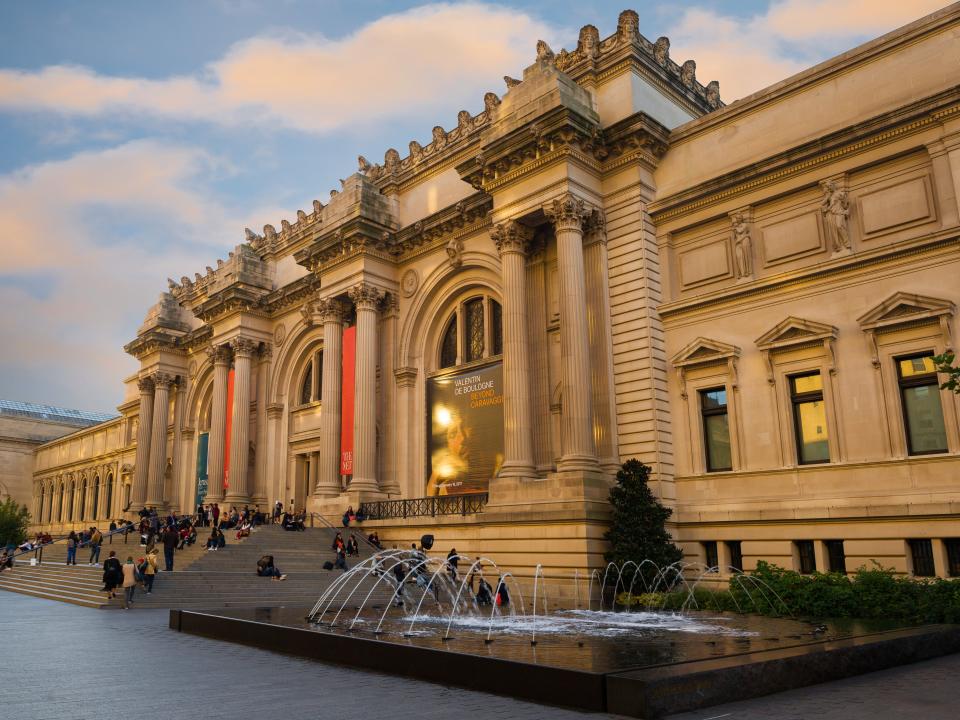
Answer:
[
  {"left": 755, "top": 317, "right": 839, "bottom": 383},
  {"left": 671, "top": 337, "right": 741, "bottom": 399},
  {"left": 857, "top": 292, "right": 956, "bottom": 368}
]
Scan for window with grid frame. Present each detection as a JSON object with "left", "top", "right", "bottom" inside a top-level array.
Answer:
[
  {"left": 789, "top": 373, "right": 829, "bottom": 465},
  {"left": 825, "top": 540, "right": 846, "bottom": 574},
  {"left": 436, "top": 295, "right": 503, "bottom": 370},
  {"left": 795, "top": 540, "right": 816, "bottom": 574},
  {"left": 702, "top": 541, "right": 719, "bottom": 571},
  {"left": 726, "top": 541, "right": 743, "bottom": 573},
  {"left": 945, "top": 539, "right": 960, "bottom": 578},
  {"left": 700, "top": 387, "right": 732, "bottom": 472},
  {"left": 909, "top": 539, "right": 936, "bottom": 577}
]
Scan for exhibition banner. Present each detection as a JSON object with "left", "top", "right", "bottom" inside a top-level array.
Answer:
[
  {"left": 223, "top": 368, "right": 234, "bottom": 490},
  {"left": 195, "top": 432, "right": 209, "bottom": 507},
  {"left": 340, "top": 325, "right": 356, "bottom": 476},
  {"left": 426, "top": 362, "right": 503, "bottom": 496}
]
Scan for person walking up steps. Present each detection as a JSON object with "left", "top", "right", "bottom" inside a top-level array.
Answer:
[
  {"left": 65, "top": 531, "right": 78, "bottom": 565},
  {"left": 121, "top": 556, "right": 137, "bottom": 609},
  {"left": 161, "top": 525, "right": 178, "bottom": 571},
  {"left": 102, "top": 551, "right": 122, "bottom": 600},
  {"left": 88, "top": 527, "right": 102, "bottom": 565},
  {"left": 142, "top": 547, "right": 158, "bottom": 594}
]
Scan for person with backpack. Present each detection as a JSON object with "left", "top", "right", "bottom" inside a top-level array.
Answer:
[
  {"left": 88, "top": 527, "right": 103, "bottom": 565},
  {"left": 142, "top": 548, "right": 158, "bottom": 594},
  {"left": 65, "top": 531, "right": 78, "bottom": 565},
  {"left": 102, "top": 551, "right": 122, "bottom": 600}
]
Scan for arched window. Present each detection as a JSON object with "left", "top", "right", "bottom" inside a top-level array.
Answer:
[
  {"left": 436, "top": 294, "right": 503, "bottom": 370},
  {"left": 78, "top": 478, "right": 87, "bottom": 520},
  {"left": 63, "top": 482, "right": 71, "bottom": 521},
  {"left": 92, "top": 477, "right": 100, "bottom": 520},
  {"left": 39, "top": 485, "right": 45, "bottom": 523},
  {"left": 440, "top": 316, "right": 458, "bottom": 369},
  {"left": 105, "top": 474, "right": 114, "bottom": 520},
  {"left": 298, "top": 350, "right": 324, "bottom": 406}
]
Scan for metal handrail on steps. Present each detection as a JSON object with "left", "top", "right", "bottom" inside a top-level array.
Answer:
[{"left": 304, "top": 512, "right": 381, "bottom": 553}]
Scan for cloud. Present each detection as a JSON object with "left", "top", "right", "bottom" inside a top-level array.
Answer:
[
  {"left": 665, "top": 0, "right": 949, "bottom": 101},
  {"left": 0, "top": 3, "right": 553, "bottom": 134},
  {"left": 0, "top": 140, "right": 280, "bottom": 410}
]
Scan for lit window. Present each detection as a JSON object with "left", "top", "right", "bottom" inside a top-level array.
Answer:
[
  {"left": 897, "top": 354, "right": 947, "bottom": 455},
  {"left": 700, "top": 388, "right": 732, "bottom": 472},
  {"left": 790, "top": 373, "right": 829, "bottom": 464}
]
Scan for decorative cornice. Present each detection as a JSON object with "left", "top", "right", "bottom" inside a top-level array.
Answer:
[{"left": 123, "top": 327, "right": 186, "bottom": 360}]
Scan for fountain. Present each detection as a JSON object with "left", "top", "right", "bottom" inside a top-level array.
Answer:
[{"left": 170, "top": 554, "right": 960, "bottom": 718}]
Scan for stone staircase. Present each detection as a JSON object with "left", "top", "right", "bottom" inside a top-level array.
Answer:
[{"left": 0, "top": 525, "right": 387, "bottom": 610}]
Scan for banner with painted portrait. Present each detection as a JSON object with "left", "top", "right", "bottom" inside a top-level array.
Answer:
[{"left": 426, "top": 362, "right": 503, "bottom": 496}]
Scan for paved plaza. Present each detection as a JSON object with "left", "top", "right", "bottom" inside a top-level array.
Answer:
[{"left": 1, "top": 593, "right": 958, "bottom": 719}]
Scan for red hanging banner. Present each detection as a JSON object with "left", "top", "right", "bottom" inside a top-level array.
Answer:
[
  {"left": 223, "top": 368, "right": 235, "bottom": 490},
  {"left": 340, "top": 326, "right": 356, "bottom": 476}
]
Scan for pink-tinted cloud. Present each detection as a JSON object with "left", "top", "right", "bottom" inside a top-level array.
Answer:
[{"left": 0, "top": 3, "right": 554, "bottom": 133}]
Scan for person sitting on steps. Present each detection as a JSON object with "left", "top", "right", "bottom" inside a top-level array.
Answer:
[{"left": 256, "top": 554, "right": 287, "bottom": 581}]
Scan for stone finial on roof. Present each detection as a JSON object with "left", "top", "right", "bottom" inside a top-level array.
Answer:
[
  {"left": 504, "top": 75, "right": 521, "bottom": 89},
  {"left": 578, "top": 24, "right": 600, "bottom": 58},
  {"left": 681, "top": 60, "right": 696, "bottom": 87},
  {"left": 653, "top": 36, "right": 669, "bottom": 65},
  {"left": 535, "top": 39, "right": 555, "bottom": 65},
  {"left": 617, "top": 10, "right": 640, "bottom": 44}
]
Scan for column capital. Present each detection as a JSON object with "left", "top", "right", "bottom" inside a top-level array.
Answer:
[
  {"left": 229, "top": 336, "right": 258, "bottom": 358},
  {"left": 152, "top": 372, "right": 176, "bottom": 389},
  {"left": 206, "top": 343, "right": 232, "bottom": 366},
  {"left": 382, "top": 292, "right": 399, "bottom": 318},
  {"left": 490, "top": 219, "right": 534, "bottom": 257},
  {"left": 258, "top": 342, "right": 273, "bottom": 362},
  {"left": 583, "top": 208, "right": 607, "bottom": 247},
  {"left": 348, "top": 281, "right": 385, "bottom": 311},
  {"left": 316, "top": 296, "right": 349, "bottom": 324},
  {"left": 137, "top": 376, "right": 154, "bottom": 394},
  {"left": 544, "top": 192, "right": 590, "bottom": 232}
]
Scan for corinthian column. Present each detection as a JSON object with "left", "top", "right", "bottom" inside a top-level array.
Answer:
[
  {"left": 253, "top": 343, "right": 272, "bottom": 507},
  {"left": 545, "top": 192, "right": 599, "bottom": 471},
  {"left": 205, "top": 344, "right": 231, "bottom": 503},
  {"left": 379, "top": 294, "right": 401, "bottom": 495},
  {"left": 225, "top": 337, "right": 257, "bottom": 506},
  {"left": 146, "top": 372, "right": 174, "bottom": 509},
  {"left": 348, "top": 282, "right": 384, "bottom": 494},
  {"left": 130, "top": 376, "right": 154, "bottom": 511},
  {"left": 491, "top": 220, "right": 536, "bottom": 479},
  {"left": 316, "top": 298, "right": 347, "bottom": 497}
]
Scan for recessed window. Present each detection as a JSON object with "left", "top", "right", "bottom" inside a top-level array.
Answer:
[
  {"left": 909, "top": 539, "right": 935, "bottom": 577},
  {"left": 700, "top": 388, "right": 732, "bottom": 472},
  {"left": 790, "top": 373, "right": 829, "bottom": 464},
  {"left": 726, "top": 541, "right": 743, "bottom": 573},
  {"left": 702, "top": 541, "right": 719, "bottom": 571},
  {"left": 945, "top": 539, "right": 960, "bottom": 578},
  {"left": 795, "top": 540, "right": 816, "bottom": 574},
  {"left": 298, "top": 351, "right": 323, "bottom": 406},
  {"left": 825, "top": 540, "right": 846, "bottom": 574},
  {"left": 896, "top": 354, "right": 948, "bottom": 455},
  {"left": 437, "top": 296, "right": 503, "bottom": 371}
]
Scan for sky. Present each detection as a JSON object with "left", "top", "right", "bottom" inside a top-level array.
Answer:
[{"left": 0, "top": 0, "right": 949, "bottom": 413}]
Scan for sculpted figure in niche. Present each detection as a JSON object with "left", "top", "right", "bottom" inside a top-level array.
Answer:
[
  {"left": 731, "top": 213, "right": 753, "bottom": 279},
  {"left": 820, "top": 180, "right": 851, "bottom": 252}
]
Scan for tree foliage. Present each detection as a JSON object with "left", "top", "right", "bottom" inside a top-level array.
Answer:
[
  {"left": 933, "top": 351, "right": 960, "bottom": 394},
  {"left": 604, "top": 459, "right": 683, "bottom": 577},
  {"left": 0, "top": 497, "right": 31, "bottom": 547}
]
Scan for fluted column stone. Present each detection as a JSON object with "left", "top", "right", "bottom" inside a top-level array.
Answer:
[
  {"left": 205, "top": 344, "right": 231, "bottom": 503},
  {"left": 316, "top": 298, "right": 347, "bottom": 497},
  {"left": 145, "top": 372, "right": 174, "bottom": 509},
  {"left": 348, "top": 282, "right": 384, "bottom": 494},
  {"left": 253, "top": 344, "right": 272, "bottom": 507},
  {"left": 491, "top": 220, "right": 537, "bottom": 479},
  {"left": 379, "top": 294, "right": 401, "bottom": 495},
  {"left": 130, "top": 376, "right": 154, "bottom": 511},
  {"left": 545, "top": 192, "right": 599, "bottom": 471},
  {"left": 225, "top": 337, "right": 256, "bottom": 505}
]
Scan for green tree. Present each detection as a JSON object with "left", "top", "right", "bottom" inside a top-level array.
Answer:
[
  {"left": 933, "top": 351, "right": 960, "bottom": 393},
  {"left": 0, "top": 497, "right": 31, "bottom": 548},
  {"left": 604, "top": 459, "right": 683, "bottom": 581}
]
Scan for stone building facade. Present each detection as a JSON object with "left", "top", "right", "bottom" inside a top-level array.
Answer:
[{"left": 29, "top": 7, "right": 960, "bottom": 582}]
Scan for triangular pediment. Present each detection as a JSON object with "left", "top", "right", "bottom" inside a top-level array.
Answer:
[
  {"left": 755, "top": 317, "right": 838, "bottom": 350},
  {"left": 672, "top": 337, "right": 740, "bottom": 367},
  {"left": 858, "top": 292, "right": 955, "bottom": 330}
]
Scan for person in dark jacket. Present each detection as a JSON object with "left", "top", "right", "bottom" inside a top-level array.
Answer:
[
  {"left": 447, "top": 548, "right": 459, "bottom": 581},
  {"left": 496, "top": 577, "right": 510, "bottom": 607},
  {"left": 102, "top": 551, "right": 122, "bottom": 599},
  {"left": 65, "top": 531, "right": 78, "bottom": 565},
  {"left": 161, "top": 526, "right": 178, "bottom": 571},
  {"left": 256, "top": 555, "right": 287, "bottom": 581}
]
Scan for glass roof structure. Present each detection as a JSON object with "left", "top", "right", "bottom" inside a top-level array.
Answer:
[{"left": 0, "top": 399, "right": 116, "bottom": 426}]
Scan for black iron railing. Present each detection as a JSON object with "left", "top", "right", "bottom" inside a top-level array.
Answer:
[{"left": 359, "top": 493, "right": 488, "bottom": 520}]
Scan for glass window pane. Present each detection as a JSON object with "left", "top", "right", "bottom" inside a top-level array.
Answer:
[
  {"left": 910, "top": 539, "right": 935, "bottom": 577},
  {"left": 796, "top": 400, "right": 829, "bottom": 463},
  {"left": 440, "top": 316, "right": 458, "bottom": 369},
  {"left": 903, "top": 384, "right": 948, "bottom": 454},
  {"left": 317, "top": 352, "right": 324, "bottom": 401},
  {"left": 491, "top": 300, "right": 503, "bottom": 356},
  {"left": 899, "top": 356, "right": 936, "bottom": 378},
  {"left": 704, "top": 414, "right": 732, "bottom": 471},
  {"left": 727, "top": 541, "right": 743, "bottom": 573},
  {"left": 792, "top": 374, "right": 823, "bottom": 394},
  {"left": 796, "top": 540, "right": 816, "bottom": 574},
  {"left": 300, "top": 364, "right": 312, "bottom": 405},
  {"left": 703, "top": 541, "right": 718, "bottom": 570},
  {"left": 465, "top": 298, "right": 485, "bottom": 362},
  {"left": 701, "top": 388, "right": 727, "bottom": 410}
]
